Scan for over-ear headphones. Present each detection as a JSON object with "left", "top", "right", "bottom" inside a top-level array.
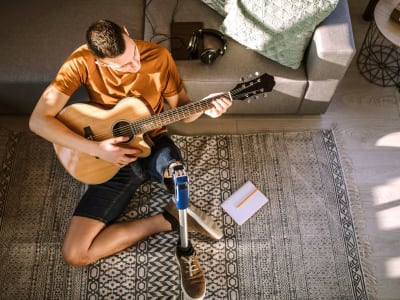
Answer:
[{"left": 187, "top": 28, "right": 227, "bottom": 65}]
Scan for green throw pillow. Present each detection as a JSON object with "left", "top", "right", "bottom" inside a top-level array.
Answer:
[
  {"left": 201, "top": 0, "right": 339, "bottom": 69},
  {"left": 201, "top": 0, "right": 228, "bottom": 16}
]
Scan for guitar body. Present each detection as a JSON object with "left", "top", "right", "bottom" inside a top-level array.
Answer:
[{"left": 54, "top": 97, "right": 153, "bottom": 184}]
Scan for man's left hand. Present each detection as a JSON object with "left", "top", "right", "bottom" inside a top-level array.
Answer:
[{"left": 204, "top": 95, "right": 232, "bottom": 118}]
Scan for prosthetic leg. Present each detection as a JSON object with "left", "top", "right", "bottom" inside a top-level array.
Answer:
[
  {"left": 169, "top": 163, "right": 190, "bottom": 249},
  {"left": 169, "top": 162, "right": 206, "bottom": 300}
]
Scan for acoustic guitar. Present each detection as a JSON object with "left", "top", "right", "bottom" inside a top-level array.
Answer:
[{"left": 54, "top": 73, "right": 275, "bottom": 184}]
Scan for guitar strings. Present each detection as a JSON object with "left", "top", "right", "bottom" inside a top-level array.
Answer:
[
  {"left": 116, "top": 96, "right": 214, "bottom": 135},
  {"left": 87, "top": 85, "right": 253, "bottom": 141},
  {"left": 84, "top": 95, "right": 216, "bottom": 141},
  {"left": 78, "top": 82, "right": 257, "bottom": 142},
  {"left": 87, "top": 86, "right": 252, "bottom": 141}
]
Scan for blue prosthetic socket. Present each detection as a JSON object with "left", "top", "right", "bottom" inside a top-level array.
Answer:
[{"left": 170, "top": 164, "right": 190, "bottom": 210}]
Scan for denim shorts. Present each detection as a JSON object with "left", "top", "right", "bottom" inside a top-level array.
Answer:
[{"left": 73, "top": 134, "right": 183, "bottom": 224}]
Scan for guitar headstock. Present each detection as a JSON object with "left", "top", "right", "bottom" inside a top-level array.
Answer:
[{"left": 230, "top": 72, "right": 275, "bottom": 101}]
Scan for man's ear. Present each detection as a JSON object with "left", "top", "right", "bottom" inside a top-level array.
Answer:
[{"left": 122, "top": 26, "right": 129, "bottom": 36}]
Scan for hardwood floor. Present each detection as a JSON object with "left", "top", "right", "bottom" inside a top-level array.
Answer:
[{"left": 1, "top": 0, "right": 399, "bottom": 299}]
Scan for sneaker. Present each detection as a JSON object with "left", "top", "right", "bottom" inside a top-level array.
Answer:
[
  {"left": 176, "top": 245, "right": 206, "bottom": 300},
  {"left": 164, "top": 200, "right": 223, "bottom": 241}
]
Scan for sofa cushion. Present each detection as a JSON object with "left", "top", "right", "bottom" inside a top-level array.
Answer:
[
  {"left": 0, "top": 0, "right": 145, "bottom": 114},
  {"left": 145, "top": 0, "right": 308, "bottom": 114},
  {"left": 202, "top": 0, "right": 339, "bottom": 69}
]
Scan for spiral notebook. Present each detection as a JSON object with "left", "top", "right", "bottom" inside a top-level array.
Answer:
[{"left": 221, "top": 181, "right": 269, "bottom": 225}]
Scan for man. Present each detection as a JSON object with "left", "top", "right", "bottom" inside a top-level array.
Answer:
[{"left": 29, "top": 19, "right": 231, "bottom": 299}]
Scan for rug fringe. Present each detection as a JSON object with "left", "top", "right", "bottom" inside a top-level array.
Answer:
[{"left": 332, "top": 126, "right": 377, "bottom": 300}]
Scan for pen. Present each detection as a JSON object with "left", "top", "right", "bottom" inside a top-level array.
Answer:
[{"left": 237, "top": 188, "right": 259, "bottom": 208}]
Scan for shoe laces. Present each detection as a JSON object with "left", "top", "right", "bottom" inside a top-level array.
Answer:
[{"left": 181, "top": 255, "right": 200, "bottom": 277}]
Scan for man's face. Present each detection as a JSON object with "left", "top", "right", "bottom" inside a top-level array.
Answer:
[{"left": 95, "top": 34, "right": 141, "bottom": 73}]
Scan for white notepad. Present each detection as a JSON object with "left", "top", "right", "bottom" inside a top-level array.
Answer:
[{"left": 221, "top": 181, "right": 269, "bottom": 225}]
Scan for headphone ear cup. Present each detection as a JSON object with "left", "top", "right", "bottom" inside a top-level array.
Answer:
[{"left": 200, "top": 48, "right": 218, "bottom": 64}]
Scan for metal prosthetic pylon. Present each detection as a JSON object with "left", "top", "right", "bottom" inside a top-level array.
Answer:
[{"left": 169, "top": 163, "right": 190, "bottom": 249}]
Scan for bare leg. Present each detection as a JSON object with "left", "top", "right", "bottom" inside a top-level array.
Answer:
[{"left": 61, "top": 214, "right": 172, "bottom": 266}]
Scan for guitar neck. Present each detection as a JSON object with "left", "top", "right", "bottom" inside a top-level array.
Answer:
[{"left": 131, "top": 92, "right": 230, "bottom": 134}]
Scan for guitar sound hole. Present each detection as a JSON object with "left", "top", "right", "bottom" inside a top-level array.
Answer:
[{"left": 112, "top": 121, "right": 134, "bottom": 142}]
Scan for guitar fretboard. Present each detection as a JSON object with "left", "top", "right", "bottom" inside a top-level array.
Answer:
[{"left": 129, "top": 92, "right": 230, "bottom": 134}]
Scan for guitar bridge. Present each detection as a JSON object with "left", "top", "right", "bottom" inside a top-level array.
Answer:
[
  {"left": 84, "top": 126, "right": 99, "bottom": 159},
  {"left": 84, "top": 126, "right": 95, "bottom": 141}
]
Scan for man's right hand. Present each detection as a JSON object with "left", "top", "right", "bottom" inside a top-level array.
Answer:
[
  {"left": 29, "top": 86, "right": 141, "bottom": 168},
  {"left": 97, "top": 136, "right": 142, "bottom": 167}
]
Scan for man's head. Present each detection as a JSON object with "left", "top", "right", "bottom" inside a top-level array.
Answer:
[
  {"left": 86, "top": 20, "right": 125, "bottom": 59},
  {"left": 86, "top": 20, "right": 141, "bottom": 73}
]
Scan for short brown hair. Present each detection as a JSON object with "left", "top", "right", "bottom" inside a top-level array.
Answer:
[{"left": 86, "top": 20, "right": 126, "bottom": 58}]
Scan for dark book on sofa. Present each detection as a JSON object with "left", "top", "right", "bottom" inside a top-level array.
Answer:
[{"left": 170, "top": 22, "right": 203, "bottom": 60}]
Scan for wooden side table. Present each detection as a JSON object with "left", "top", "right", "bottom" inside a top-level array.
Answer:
[{"left": 357, "top": 0, "right": 400, "bottom": 87}]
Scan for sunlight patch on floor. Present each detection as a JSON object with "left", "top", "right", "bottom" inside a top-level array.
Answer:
[
  {"left": 385, "top": 257, "right": 400, "bottom": 278},
  {"left": 373, "top": 178, "right": 400, "bottom": 230},
  {"left": 375, "top": 132, "right": 400, "bottom": 148},
  {"left": 376, "top": 205, "right": 400, "bottom": 230},
  {"left": 372, "top": 178, "right": 400, "bottom": 205}
]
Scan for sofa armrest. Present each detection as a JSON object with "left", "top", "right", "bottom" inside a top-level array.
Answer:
[{"left": 300, "top": 0, "right": 356, "bottom": 114}]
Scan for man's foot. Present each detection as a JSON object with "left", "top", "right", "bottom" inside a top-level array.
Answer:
[
  {"left": 176, "top": 244, "right": 206, "bottom": 300},
  {"left": 163, "top": 200, "right": 223, "bottom": 240}
]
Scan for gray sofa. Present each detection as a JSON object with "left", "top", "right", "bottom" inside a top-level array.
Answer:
[{"left": 0, "top": 0, "right": 355, "bottom": 115}]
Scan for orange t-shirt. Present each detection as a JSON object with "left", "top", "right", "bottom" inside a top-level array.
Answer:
[{"left": 51, "top": 40, "right": 184, "bottom": 137}]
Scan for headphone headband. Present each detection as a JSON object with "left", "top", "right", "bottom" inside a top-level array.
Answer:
[
  {"left": 187, "top": 28, "right": 228, "bottom": 64},
  {"left": 195, "top": 28, "right": 227, "bottom": 55}
]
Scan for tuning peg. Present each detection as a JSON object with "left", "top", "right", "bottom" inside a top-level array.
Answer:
[
  {"left": 254, "top": 95, "right": 260, "bottom": 100},
  {"left": 254, "top": 71, "right": 260, "bottom": 76},
  {"left": 247, "top": 73, "right": 253, "bottom": 79},
  {"left": 240, "top": 76, "right": 245, "bottom": 82},
  {"left": 263, "top": 93, "right": 268, "bottom": 98}
]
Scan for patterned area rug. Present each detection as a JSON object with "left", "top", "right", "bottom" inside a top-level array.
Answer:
[{"left": 0, "top": 128, "right": 373, "bottom": 299}]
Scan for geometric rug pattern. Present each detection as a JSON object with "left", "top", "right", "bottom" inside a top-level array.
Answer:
[{"left": 0, "top": 129, "right": 372, "bottom": 299}]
